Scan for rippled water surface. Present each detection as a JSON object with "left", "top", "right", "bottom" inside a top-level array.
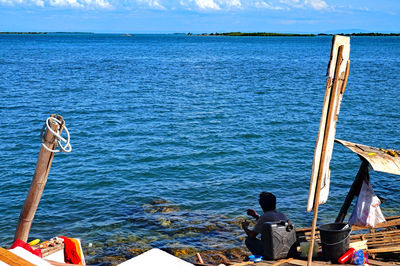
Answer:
[{"left": 0, "top": 34, "right": 399, "bottom": 263}]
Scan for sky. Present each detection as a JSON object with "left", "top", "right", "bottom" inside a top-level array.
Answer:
[{"left": 0, "top": 0, "right": 399, "bottom": 33}]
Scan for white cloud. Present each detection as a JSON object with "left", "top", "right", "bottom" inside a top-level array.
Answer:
[
  {"left": 0, "top": 0, "right": 329, "bottom": 10},
  {"left": 255, "top": 1, "right": 283, "bottom": 10},
  {"left": 304, "top": 0, "right": 327, "bottom": 10},
  {"left": 185, "top": 0, "right": 326, "bottom": 11},
  {"left": 280, "top": 0, "right": 328, "bottom": 10},
  {"left": 50, "top": 0, "right": 82, "bottom": 8},
  {"left": 279, "top": 0, "right": 299, "bottom": 5},
  {"left": 29, "top": 0, "right": 44, "bottom": 6},
  {"left": 181, "top": 0, "right": 245, "bottom": 10},
  {"left": 0, "top": 0, "right": 111, "bottom": 8},
  {"left": 194, "top": 0, "right": 220, "bottom": 10},
  {"left": 151, "top": 0, "right": 165, "bottom": 9},
  {"left": 92, "top": 0, "right": 111, "bottom": 8},
  {"left": 223, "top": 0, "right": 241, "bottom": 8},
  {"left": 137, "top": 0, "right": 166, "bottom": 10},
  {"left": 0, "top": 0, "right": 35, "bottom": 5}
]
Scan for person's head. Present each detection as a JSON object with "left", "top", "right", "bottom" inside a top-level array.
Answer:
[{"left": 259, "top": 192, "right": 276, "bottom": 212}]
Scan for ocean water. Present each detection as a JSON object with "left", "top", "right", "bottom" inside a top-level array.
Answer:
[{"left": 0, "top": 34, "right": 399, "bottom": 263}]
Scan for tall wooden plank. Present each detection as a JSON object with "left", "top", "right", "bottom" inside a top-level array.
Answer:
[
  {"left": 307, "top": 35, "right": 350, "bottom": 212},
  {"left": 306, "top": 35, "right": 350, "bottom": 266}
]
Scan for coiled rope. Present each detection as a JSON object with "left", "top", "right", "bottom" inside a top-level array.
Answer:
[{"left": 40, "top": 116, "right": 72, "bottom": 153}]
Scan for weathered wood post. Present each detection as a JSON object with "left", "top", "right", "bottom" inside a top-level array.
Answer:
[
  {"left": 14, "top": 114, "right": 69, "bottom": 242},
  {"left": 307, "top": 35, "right": 350, "bottom": 266}
]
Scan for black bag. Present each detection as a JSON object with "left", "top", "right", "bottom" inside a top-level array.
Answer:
[{"left": 261, "top": 221, "right": 297, "bottom": 260}]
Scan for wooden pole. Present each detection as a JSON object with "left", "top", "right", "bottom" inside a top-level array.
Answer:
[
  {"left": 307, "top": 46, "right": 345, "bottom": 265},
  {"left": 196, "top": 253, "right": 204, "bottom": 264},
  {"left": 307, "top": 35, "right": 351, "bottom": 213},
  {"left": 335, "top": 158, "right": 369, "bottom": 223},
  {"left": 14, "top": 114, "right": 63, "bottom": 242}
]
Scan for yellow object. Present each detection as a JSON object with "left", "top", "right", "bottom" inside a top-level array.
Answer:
[
  {"left": 350, "top": 240, "right": 368, "bottom": 250},
  {"left": 70, "top": 238, "right": 83, "bottom": 265},
  {"left": 368, "top": 153, "right": 376, "bottom": 156},
  {"left": 28, "top": 239, "right": 40, "bottom": 246}
]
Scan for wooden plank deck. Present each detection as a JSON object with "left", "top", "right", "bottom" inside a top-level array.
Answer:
[
  {"left": 0, "top": 247, "right": 35, "bottom": 266},
  {"left": 295, "top": 216, "right": 400, "bottom": 262},
  {"left": 196, "top": 258, "right": 399, "bottom": 266}
]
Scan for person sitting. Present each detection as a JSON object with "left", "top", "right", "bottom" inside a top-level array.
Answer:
[{"left": 241, "top": 192, "right": 288, "bottom": 255}]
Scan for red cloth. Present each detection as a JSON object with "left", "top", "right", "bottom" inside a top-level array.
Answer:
[
  {"left": 9, "top": 239, "right": 43, "bottom": 258},
  {"left": 59, "top": 236, "right": 81, "bottom": 264}
]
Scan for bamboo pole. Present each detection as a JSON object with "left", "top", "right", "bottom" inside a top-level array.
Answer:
[
  {"left": 14, "top": 114, "right": 63, "bottom": 242},
  {"left": 307, "top": 46, "right": 344, "bottom": 265}
]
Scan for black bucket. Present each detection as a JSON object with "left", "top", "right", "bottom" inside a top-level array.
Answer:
[{"left": 319, "top": 223, "right": 352, "bottom": 263}]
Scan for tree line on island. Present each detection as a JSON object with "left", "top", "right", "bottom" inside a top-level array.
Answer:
[
  {"left": 187, "top": 32, "right": 400, "bottom": 37},
  {"left": 1, "top": 32, "right": 399, "bottom": 37}
]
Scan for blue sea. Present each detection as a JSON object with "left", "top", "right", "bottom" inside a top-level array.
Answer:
[{"left": 0, "top": 34, "right": 399, "bottom": 264}]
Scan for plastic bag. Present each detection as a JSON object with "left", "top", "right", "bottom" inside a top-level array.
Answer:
[
  {"left": 351, "top": 249, "right": 368, "bottom": 265},
  {"left": 348, "top": 180, "right": 386, "bottom": 228}
]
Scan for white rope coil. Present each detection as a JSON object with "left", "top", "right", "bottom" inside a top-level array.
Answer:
[{"left": 40, "top": 117, "right": 72, "bottom": 153}]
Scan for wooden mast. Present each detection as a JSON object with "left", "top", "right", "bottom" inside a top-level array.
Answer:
[
  {"left": 307, "top": 35, "right": 351, "bottom": 265},
  {"left": 308, "top": 45, "right": 344, "bottom": 265},
  {"left": 14, "top": 114, "right": 64, "bottom": 242}
]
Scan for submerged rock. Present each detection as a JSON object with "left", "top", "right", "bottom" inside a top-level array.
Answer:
[
  {"left": 157, "top": 217, "right": 172, "bottom": 227},
  {"left": 128, "top": 247, "right": 149, "bottom": 257},
  {"left": 187, "top": 247, "right": 248, "bottom": 265},
  {"left": 87, "top": 198, "right": 250, "bottom": 265},
  {"left": 163, "top": 246, "right": 197, "bottom": 258},
  {"left": 142, "top": 198, "right": 180, "bottom": 214}
]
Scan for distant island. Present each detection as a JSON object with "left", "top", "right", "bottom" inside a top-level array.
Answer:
[
  {"left": 188, "top": 32, "right": 400, "bottom": 37},
  {"left": 1, "top": 31, "right": 399, "bottom": 37},
  {"left": 188, "top": 32, "right": 316, "bottom": 37},
  {"left": 0, "top": 32, "right": 48, "bottom": 34},
  {"left": 319, "top": 32, "right": 400, "bottom": 36},
  {"left": 0, "top": 32, "right": 94, "bottom": 35}
]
